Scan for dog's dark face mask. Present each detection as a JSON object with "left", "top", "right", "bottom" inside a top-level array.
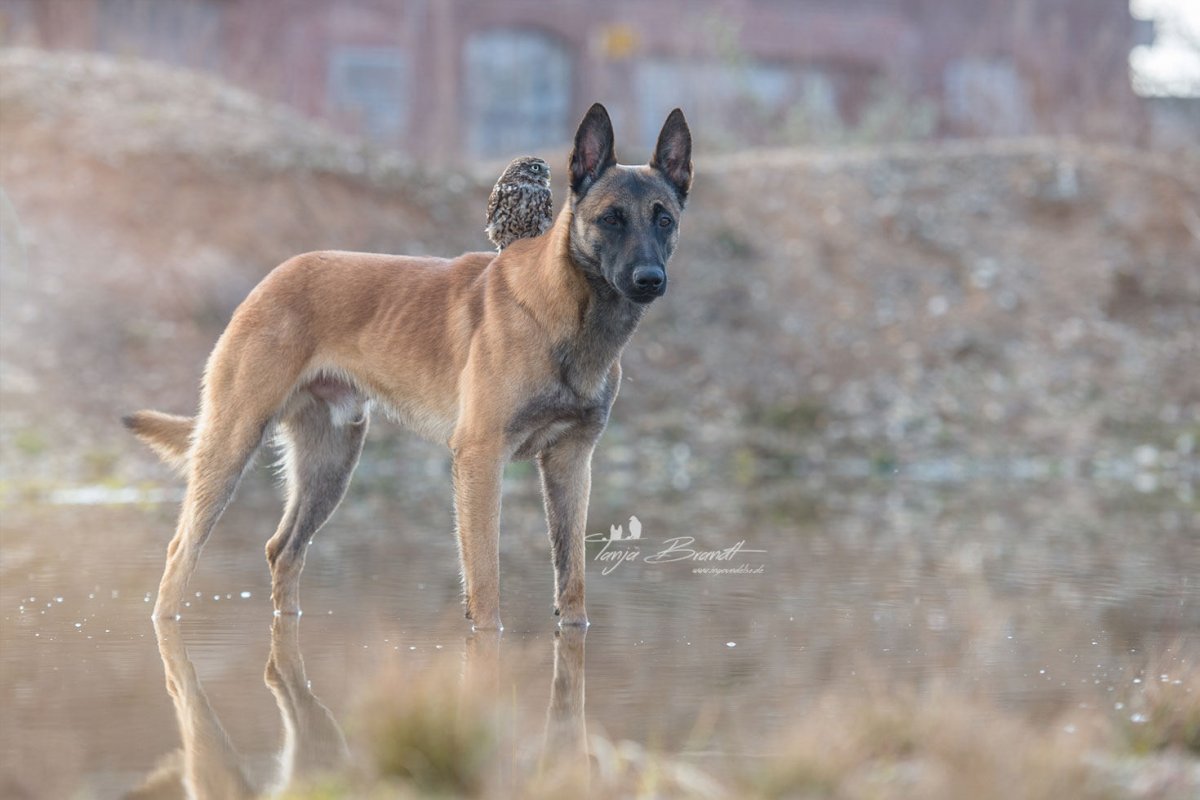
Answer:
[{"left": 567, "top": 104, "right": 692, "bottom": 305}]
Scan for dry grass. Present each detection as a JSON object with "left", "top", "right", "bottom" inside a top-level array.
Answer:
[
  {"left": 742, "top": 684, "right": 1110, "bottom": 800},
  {"left": 278, "top": 656, "right": 1200, "bottom": 800},
  {"left": 350, "top": 666, "right": 504, "bottom": 798},
  {"left": 334, "top": 662, "right": 725, "bottom": 799}
]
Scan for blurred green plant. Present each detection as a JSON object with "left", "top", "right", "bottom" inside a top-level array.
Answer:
[
  {"left": 83, "top": 448, "right": 120, "bottom": 482},
  {"left": 710, "top": 226, "right": 757, "bottom": 261},
  {"left": 1119, "top": 648, "right": 1200, "bottom": 756},
  {"left": 746, "top": 399, "right": 827, "bottom": 433},
  {"left": 14, "top": 427, "right": 47, "bottom": 457}
]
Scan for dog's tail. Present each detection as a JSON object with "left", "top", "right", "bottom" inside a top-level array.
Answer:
[{"left": 122, "top": 410, "right": 195, "bottom": 475}]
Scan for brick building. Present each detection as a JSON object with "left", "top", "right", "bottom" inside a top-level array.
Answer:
[{"left": 0, "top": 0, "right": 1146, "bottom": 160}]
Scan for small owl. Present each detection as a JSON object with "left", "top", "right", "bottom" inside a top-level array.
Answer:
[{"left": 485, "top": 156, "right": 553, "bottom": 251}]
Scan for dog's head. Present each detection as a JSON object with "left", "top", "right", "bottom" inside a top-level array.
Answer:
[{"left": 566, "top": 103, "right": 692, "bottom": 305}]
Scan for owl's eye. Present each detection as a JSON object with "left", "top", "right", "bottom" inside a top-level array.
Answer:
[{"left": 530, "top": 164, "right": 541, "bottom": 173}]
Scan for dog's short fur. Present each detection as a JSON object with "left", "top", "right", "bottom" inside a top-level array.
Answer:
[{"left": 125, "top": 103, "right": 692, "bottom": 630}]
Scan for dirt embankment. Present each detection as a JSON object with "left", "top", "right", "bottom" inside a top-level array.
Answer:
[{"left": 1, "top": 49, "right": 1198, "bottom": 490}]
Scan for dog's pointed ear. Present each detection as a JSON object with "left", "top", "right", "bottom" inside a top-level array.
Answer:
[
  {"left": 569, "top": 103, "right": 617, "bottom": 196},
  {"left": 650, "top": 108, "right": 692, "bottom": 203}
]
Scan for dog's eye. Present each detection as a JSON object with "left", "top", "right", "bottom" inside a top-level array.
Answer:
[
  {"left": 658, "top": 214, "right": 674, "bottom": 229},
  {"left": 602, "top": 213, "right": 621, "bottom": 227}
]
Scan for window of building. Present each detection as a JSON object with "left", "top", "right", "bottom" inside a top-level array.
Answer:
[
  {"left": 636, "top": 58, "right": 839, "bottom": 149},
  {"left": 463, "top": 29, "right": 573, "bottom": 158},
  {"left": 944, "top": 58, "right": 1031, "bottom": 135},
  {"left": 328, "top": 46, "right": 409, "bottom": 143},
  {"left": 97, "top": 0, "right": 223, "bottom": 69}
]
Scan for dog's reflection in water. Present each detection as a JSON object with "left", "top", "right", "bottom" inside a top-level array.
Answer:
[
  {"left": 126, "top": 617, "right": 347, "bottom": 799},
  {"left": 126, "top": 620, "right": 588, "bottom": 799},
  {"left": 543, "top": 627, "right": 588, "bottom": 770}
]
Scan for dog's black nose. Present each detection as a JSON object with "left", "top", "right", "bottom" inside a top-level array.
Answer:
[{"left": 631, "top": 265, "right": 666, "bottom": 292}]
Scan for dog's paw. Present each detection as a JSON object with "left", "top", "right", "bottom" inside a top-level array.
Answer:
[
  {"left": 465, "top": 593, "right": 501, "bottom": 629},
  {"left": 470, "top": 606, "right": 503, "bottom": 631},
  {"left": 556, "top": 609, "right": 590, "bottom": 628},
  {"left": 470, "top": 619, "right": 504, "bottom": 632}
]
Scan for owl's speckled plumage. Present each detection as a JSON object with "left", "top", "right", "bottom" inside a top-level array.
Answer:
[{"left": 485, "top": 156, "right": 553, "bottom": 251}]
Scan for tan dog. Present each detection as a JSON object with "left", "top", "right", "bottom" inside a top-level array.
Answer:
[{"left": 125, "top": 103, "right": 692, "bottom": 630}]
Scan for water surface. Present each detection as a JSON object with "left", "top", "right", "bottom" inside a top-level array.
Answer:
[{"left": 2, "top": 476, "right": 1197, "bottom": 797}]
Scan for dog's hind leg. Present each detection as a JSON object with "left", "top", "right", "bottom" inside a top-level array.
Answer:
[
  {"left": 153, "top": 327, "right": 309, "bottom": 619},
  {"left": 153, "top": 410, "right": 272, "bottom": 619},
  {"left": 265, "top": 389, "right": 368, "bottom": 615}
]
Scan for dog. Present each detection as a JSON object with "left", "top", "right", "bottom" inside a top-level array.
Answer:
[{"left": 124, "top": 103, "right": 692, "bottom": 630}]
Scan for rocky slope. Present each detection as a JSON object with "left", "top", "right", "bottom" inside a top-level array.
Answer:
[{"left": 1, "top": 49, "right": 1197, "bottom": 492}]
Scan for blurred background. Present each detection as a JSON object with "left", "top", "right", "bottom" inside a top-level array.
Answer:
[
  {"left": 0, "top": 0, "right": 1196, "bottom": 492},
  {"left": 1, "top": 3, "right": 1198, "bottom": 798},
  {"left": 2, "top": 0, "right": 1199, "bottom": 157}
]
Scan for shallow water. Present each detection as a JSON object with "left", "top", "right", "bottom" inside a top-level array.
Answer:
[{"left": 2, "top": 475, "right": 1197, "bottom": 797}]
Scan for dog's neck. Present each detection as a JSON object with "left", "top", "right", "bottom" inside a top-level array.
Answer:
[
  {"left": 559, "top": 270, "right": 644, "bottom": 398},
  {"left": 514, "top": 205, "right": 645, "bottom": 398}
]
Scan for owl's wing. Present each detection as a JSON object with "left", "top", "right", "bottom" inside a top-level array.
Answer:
[
  {"left": 536, "top": 187, "right": 554, "bottom": 235},
  {"left": 486, "top": 183, "right": 502, "bottom": 226}
]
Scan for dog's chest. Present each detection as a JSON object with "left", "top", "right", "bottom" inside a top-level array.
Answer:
[{"left": 506, "top": 380, "right": 613, "bottom": 461}]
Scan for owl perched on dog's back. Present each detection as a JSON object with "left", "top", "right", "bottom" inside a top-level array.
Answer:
[{"left": 485, "top": 156, "right": 553, "bottom": 251}]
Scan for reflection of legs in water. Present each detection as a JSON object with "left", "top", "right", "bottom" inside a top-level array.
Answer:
[
  {"left": 542, "top": 626, "right": 589, "bottom": 774},
  {"left": 263, "top": 616, "right": 350, "bottom": 791},
  {"left": 459, "top": 629, "right": 589, "bottom": 785},
  {"left": 141, "top": 618, "right": 347, "bottom": 799},
  {"left": 462, "top": 629, "right": 509, "bottom": 789},
  {"left": 151, "top": 618, "right": 257, "bottom": 799},
  {"left": 462, "top": 629, "right": 502, "bottom": 693}
]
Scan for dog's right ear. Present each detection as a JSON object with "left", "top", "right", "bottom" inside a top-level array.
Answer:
[{"left": 569, "top": 103, "right": 617, "bottom": 196}]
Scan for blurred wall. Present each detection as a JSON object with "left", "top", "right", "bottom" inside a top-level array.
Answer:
[{"left": 0, "top": 0, "right": 1146, "bottom": 160}]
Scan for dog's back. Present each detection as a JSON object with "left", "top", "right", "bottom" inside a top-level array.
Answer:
[{"left": 126, "top": 248, "right": 501, "bottom": 469}]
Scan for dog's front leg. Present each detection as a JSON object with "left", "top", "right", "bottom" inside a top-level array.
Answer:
[
  {"left": 537, "top": 437, "right": 595, "bottom": 627},
  {"left": 451, "top": 439, "right": 505, "bottom": 631}
]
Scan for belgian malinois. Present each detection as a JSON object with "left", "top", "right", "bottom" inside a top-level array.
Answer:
[{"left": 125, "top": 103, "right": 692, "bottom": 630}]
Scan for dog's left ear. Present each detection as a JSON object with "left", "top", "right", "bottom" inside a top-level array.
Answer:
[{"left": 650, "top": 108, "right": 692, "bottom": 204}]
